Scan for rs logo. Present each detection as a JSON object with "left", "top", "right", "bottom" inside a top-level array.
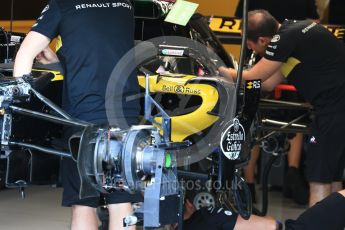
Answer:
[{"left": 246, "top": 81, "right": 261, "bottom": 90}]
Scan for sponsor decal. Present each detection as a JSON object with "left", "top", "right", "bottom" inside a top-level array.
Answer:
[
  {"left": 224, "top": 210, "right": 233, "bottom": 216},
  {"left": 161, "top": 49, "right": 185, "bottom": 56},
  {"left": 302, "top": 22, "right": 317, "bottom": 34},
  {"left": 174, "top": 85, "right": 184, "bottom": 93},
  {"left": 325, "top": 25, "right": 345, "bottom": 40},
  {"left": 310, "top": 136, "right": 317, "bottom": 144},
  {"left": 208, "top": 16, "right": 345, "bottom": 43},
  {"left": 161, "top": 85, "right": 201, "bottom": 95},
  {"left": 265, "top": 50, "right": 274, "bottom": 56},
  {"left": 271, "top": 35, "right": 280, "bottom": 43},
  {"left": 33, "top": 4, "right": 50, "bottom": 28},
  {"left": 268, "top": 45, "right": 277, "bottom": 49},
  {"left": 220, "top": 118, "right": 245, "bottom": 161},
  {"left": 41, "top": 5, "right": 50, "bottom": 14},
  {"left": 209, "top": 17, "right": 242, "bottom": 34},
  {"left": 246, "top": 80, "right": 261, "bottom": 90}
]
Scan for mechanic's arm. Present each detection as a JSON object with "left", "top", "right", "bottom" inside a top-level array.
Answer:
[
  {"left": 340, "top": 189, "right": 345, "bottom": 197},
  {"left": 13, "top": 31, "right": 51, "bottom": 77},
  {"left": 219, "top": 57, "right": 283, "bottom": 87},
  {"left": 261, "top": 70, "right": 285, "bottom": 91},
  {"left": 35, "top": 47, "right": 59, "bottom": 65}
]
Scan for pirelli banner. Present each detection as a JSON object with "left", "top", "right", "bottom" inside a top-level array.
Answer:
[{"left": 209, "top": 16, "right": 345, "bottom": 45}]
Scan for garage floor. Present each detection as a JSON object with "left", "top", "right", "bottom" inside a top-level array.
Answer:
[{"left": 0, "top": 185, "right": 306, "bottom": 230}]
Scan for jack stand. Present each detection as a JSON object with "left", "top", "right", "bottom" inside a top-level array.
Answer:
[
  {"left": 177, "top": 188, "right": 184, "bottom": 230},
  {"left": 6, "top": 180, "right": 28, "bottom": 199},
  {"left": 20, "top": 186, "right": 25, "bottom": 199}
]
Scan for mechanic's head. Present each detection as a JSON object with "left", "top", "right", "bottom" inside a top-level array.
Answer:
[{"left": 245, "top": 10, "right": 279, "bottom": 56}]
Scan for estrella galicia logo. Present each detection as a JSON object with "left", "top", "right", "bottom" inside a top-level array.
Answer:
[{"left": 220, "top": 118, "right": 245, "bottom": 160}]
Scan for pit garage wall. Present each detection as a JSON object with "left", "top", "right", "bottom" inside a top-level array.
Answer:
[
  {"left": 0, "top": 0, "right": 46, "bottom": 32},
  {"left": 1, "top": 0, "right": 343, "bottom": 61},
  {"left": 0, "top": 0, "right": 240, "bottom": 31},
  {"left": 194, "top": 0, "right": 242, "bottom": 60}
]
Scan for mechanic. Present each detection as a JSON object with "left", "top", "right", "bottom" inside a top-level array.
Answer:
[
  {"left": 219, "top": 9, "right": 345, "bottom": 207},
  {"left": 175, "top": 191, "right": 283, "bottom": 230},
  {"left": 13, "top": 0, "right": 141, "bottom": 229},
  {"left": 235, "top": 0, "right": 320, "bottom": 206},
  {"left": 178, "top": 198, "right": 281, "bottom": 230},
  {"left": 180, "top": 189, "right": 345, "bottom": 230}
]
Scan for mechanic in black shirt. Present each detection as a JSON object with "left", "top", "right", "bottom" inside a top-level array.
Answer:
[
  {"left": 181, "top": 190, "right": 345, "bottom": 230},
  {"left": 219, "top": 10, "right": 345, "bottom": 207},
  {"left": 235, "top": 0, "right": 320, "bottom": 206},
  {"left": 13, "top": 0, "right": 140, "bottom": 229},
  {"left": 180, "top": 199, "right": 280, "bottom": 230}
]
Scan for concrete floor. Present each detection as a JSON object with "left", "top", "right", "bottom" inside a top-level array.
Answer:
[
  {"left": 0, "top": 186, "right": 70, "bottom": 230},
  {"left": 0, "top": 185, "right": 307, "bottom": 230}
]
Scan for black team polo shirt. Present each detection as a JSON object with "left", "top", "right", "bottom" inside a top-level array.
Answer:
[
  {"left": 264, "top": 20, "right": 345, "bottom": 115},
  {"left": 31, "top": 0, "right": 140, "bottom": 123}
]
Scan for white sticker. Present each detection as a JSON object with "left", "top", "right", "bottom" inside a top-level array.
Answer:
[
  {"left": 41, "top": 5, "right": 50, "bottom": 14},
  {"left": 271, "top": 35, "right": 280, "bottom": 43},
  {"left": 224, "top": 210, "right": 233, "bottom": 216},
  {"left": 161, "top": 49, "right": 185, "bottom": 56},
  {"left": 266, "top": 50, "right": 275, "bottom": 56}
]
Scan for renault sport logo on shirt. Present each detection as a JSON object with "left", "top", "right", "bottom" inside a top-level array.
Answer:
[
  {"left": 265, "top": 50, "right": 275, "bottom": 56},
  {"left": 302, "top": 22, "right": 317, "bottom": 34},
  {"left": 41, "top": 5, "right": 50, "bottom": 14},
  {"left": 75, "top": 2, "right": 132, "bottom": 10},
  {"left": 32, "top": 4, "right": 50, "bottom": 28}
]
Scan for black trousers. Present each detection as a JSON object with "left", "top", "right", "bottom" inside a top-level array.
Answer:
[{"left": 285, "top": 192, "right": 345, "bottom": 230}]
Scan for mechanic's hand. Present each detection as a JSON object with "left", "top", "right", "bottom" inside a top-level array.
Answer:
[
  {"left": 218, "top": 66, "right": 237, "bottom": 82},
  {"left": 35, "top": 47, "right": 59, "bottom": 64},
  {"left": 184, "top": 199, "right": 196, "bottom": 220}
]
